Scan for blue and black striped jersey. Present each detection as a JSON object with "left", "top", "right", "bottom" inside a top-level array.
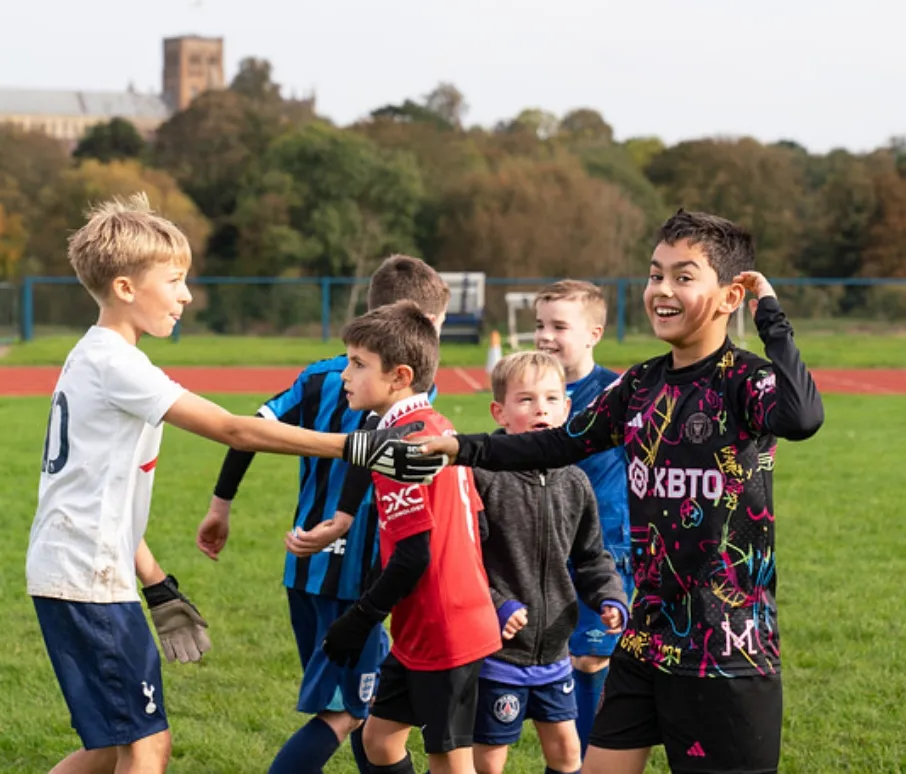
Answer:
[
  {"left": 261, "top": 355, "right": 437, "bottom": 600},
  {"left": 567, "top": 365, "right": 631, "bottom": 569},
  {"left": 261, "top": 355, "right": 377, "bottom": 600}
]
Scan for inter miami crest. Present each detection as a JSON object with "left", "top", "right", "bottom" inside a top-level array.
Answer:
[{"left": 683, "top": 412, "right": 713, "bottom": 444}]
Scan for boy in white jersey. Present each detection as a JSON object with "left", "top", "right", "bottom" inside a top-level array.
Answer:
[{"left": 26, "top": 193, "right": 441, "bottom": 774}]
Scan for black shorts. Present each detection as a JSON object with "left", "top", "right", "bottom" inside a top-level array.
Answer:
[
  {"left": 370, "top": 653, "right": 483, "bottom": 754},
  {"left": 590, "top": 655, "right": 782, "bottom": 774}
]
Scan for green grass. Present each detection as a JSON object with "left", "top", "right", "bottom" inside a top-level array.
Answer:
[
  {"left": 2, "top": 395, "right": 906, "bottom": 772},
  {"left": 2, "top": 330, "right": 906, "bottom": 368}
]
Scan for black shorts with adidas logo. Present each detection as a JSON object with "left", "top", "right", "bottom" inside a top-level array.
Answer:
[{"left": 590, "top": 654, "right": 782, "bottom": 773}]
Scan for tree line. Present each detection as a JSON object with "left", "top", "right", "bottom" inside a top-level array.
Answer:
[{"left": 2, "top": 57, "right": 905, "bottom": 297}]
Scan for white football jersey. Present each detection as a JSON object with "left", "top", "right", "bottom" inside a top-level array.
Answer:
[{"left": 26, "top": 326, "right": 185, "bottom": 603}]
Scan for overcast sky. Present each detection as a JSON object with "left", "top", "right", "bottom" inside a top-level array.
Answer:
[{"left": 2, "top": 0, "right": 901, "bottom": 154}]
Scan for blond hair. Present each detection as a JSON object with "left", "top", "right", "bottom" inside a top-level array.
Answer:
[
  {"left": 534, "top": 279, "right": 607, "bottom": 328},
  {"left": 342, "top": 301, "right": 439, "bottom": 394},
  {"left": 68, "top": 192, "right": 192, "bottom": 300},
  {"left": 491, "top": 351, "right": 565, "bottom": 404},
  {"left": 368, "top": 255, "right": 451, "bottom": 316}
]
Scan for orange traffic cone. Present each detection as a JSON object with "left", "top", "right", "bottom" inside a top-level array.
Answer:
[{"left": 486, "top": 330, "right": 503, "bottom": 374}]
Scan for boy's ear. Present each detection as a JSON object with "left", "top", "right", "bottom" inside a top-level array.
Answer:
[
  {"left": 391, "top": 364, "right": 415, "bottom": 390},
  {"left": 111, "top": 276, "right": 136, "bottom": 304},
  {"left": 490, "top": 401, "right": 507, "bottom": 427},
  {"left": 589, "top": 324, "right": 604, "bottom": 347},
  {"left": 718, "top": 282, "right": 746, "bottom": 315}
]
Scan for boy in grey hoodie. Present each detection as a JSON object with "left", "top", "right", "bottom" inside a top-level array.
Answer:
[{"left": 472, "top": 352, "right": 628, "bottom": 774}]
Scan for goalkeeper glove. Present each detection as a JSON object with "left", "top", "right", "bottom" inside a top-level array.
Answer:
[
  {"left": 343, "top": 421, "right": 448, "bottom": 484},
  {"left": 322, "top": 598, "right": 386, "bottom": 668},
  {"left": 142, "top": 575, "right": 212, "bottom": 664}
]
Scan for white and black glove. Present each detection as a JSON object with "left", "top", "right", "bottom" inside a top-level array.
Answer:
[
  {"left": 343, "top": 421, "right": 448, "bottom": 483},
  {"left": 142, "top": 575, "right": 211, "bottom": 664}
]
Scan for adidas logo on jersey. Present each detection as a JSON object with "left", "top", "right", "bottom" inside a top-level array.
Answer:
[
  {"left": 627, "top": 413, "right": 644, "bottom": 429},
  {"left": 686, "top": 741, "right": 706, "bottom": 758}
]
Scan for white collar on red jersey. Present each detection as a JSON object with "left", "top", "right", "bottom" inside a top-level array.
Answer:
[{"left": 377, "top": 393, "right": 432, "bottom": 430}]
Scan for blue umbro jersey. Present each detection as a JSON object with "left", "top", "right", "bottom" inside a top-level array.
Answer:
[
  {"left": 567, "top": 365, "right": 631, "bottom": 568},
  {"left": 263, "top": 355, "right": 437, "bottom": 600}
]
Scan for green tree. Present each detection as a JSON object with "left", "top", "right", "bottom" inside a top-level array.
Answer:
[
  {"left": 29, "top": 160, "right": 210, "bottom": 276},
  {"left": 423, "top": 82, "right": 468, "bottom": 128},
  {"left": 152, "top": 89, "right": 284, "bottom": 221},
  {"left": 645, "top": 138, "right": 805, "bottom": 275},
  {"left": 560, "top": 108, "right": 613, "bottom": 144},
  {"left": 623, "top": 136, "right": 666, "bottom": 170},
  {"left": 434, "top": 154, "right": 645, "bottom": 280},
  {"left": 0, "top": 203, "right": 27, "bottom": 279},
  {"left": 240, "top": 122, "right": 423, "bottom": 315},
  {"left": 230, "top": 57, "right": 282, "bottom": 106},
  {"left": 73, "top": 118, "right": 146, "bottom": 163}
]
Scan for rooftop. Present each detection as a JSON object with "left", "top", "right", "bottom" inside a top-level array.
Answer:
[{"left": 0, "top": 88, "right": 171, "bottom": 120}]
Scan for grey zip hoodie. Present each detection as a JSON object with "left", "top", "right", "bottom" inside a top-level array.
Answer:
[{"left": 475, "top": 461, "right": 628, "bottom": 667}]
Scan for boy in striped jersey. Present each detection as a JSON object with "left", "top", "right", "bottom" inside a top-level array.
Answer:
[{"left": 196, "top": 256, "right": 449, "bottom": 774}]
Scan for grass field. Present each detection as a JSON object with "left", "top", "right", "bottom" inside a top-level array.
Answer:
[
  {"left": 2, "top": 394, "right": 906, "bottom": 773},
  {"left": 2, "top": 330, "right": 906, "bottom": 368}
]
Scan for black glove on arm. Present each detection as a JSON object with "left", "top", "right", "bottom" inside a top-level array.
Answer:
[
  {"left": 342, "top": 420, "right": 448, "bottom": 484},
  {"left": 322, "top": 597, "right": 387, "bottom": 668},
  {"left": 142, "top": 574, "right": 211, "bottom": 664}
]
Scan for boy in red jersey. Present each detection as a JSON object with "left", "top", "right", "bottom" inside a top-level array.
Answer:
[{"left": 323, "top": 301, "right": 501, "bottom": 774}]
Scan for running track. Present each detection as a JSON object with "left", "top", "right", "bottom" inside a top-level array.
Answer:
[{"left": 1, "top": 366, "right": 905, "bottom": 396}]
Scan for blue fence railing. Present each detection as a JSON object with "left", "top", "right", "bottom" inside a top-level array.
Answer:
[{"left": 15, "top": 274, "right": 906, "bottom": 344}]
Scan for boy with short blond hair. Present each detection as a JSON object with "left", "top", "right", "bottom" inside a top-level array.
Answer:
[
  {"left": 534, "top": 279, "right": 633, "bottom": 753},
  {"left": 196, "top": 255, "right": 451, "bottom": 774},
  {"left": 472, "top": 351, "right": 627, "bottom": 774},
  {"left": 322, "top": 301, "right": 501, "bottom": 774},
  {"left": 27, "top": 194, "right": 431, "bottom": 774}
]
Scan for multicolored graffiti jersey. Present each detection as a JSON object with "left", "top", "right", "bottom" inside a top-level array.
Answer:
[{"left": 455, "top": 297, "right": 824, "bottom": 678}]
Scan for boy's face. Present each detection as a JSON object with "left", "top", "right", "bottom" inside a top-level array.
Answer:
[
  {"left": 644, "top": 240, "right": 740, "bottom": 347},
  {"left": 116, "top": 260, "right": 192, "bottom": 338},
  {"left": 491, "top": 367, "right": 570, "bottom": 435},
  {"left": 342, "top": 345, "right": 408, "bottom": 414},
  {"left": 534, "top": 299, "right": 602, "bottom": 374}
]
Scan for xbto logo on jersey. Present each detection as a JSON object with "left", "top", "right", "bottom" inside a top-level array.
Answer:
[{"left": 627, "top": 457, "right": 724, "bottom": 502}]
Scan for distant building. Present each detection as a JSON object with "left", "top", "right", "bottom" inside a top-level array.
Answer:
[{"left": 0, "top": 35, "right": 224, "bottom": 144}]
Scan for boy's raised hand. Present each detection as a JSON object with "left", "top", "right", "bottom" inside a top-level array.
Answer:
[
  {"left": 734, "top": 271, "right": 777, "bottom": 318},
  {"left": 343, "top": 421, "right": 448, "bottom": 483},
  {"left": 502, "top": 607, "right": 528, "bottom": 640},
  {"left": 601, "top": 605, "right": 624, "bottom": 635},
  {"left": 197, "top": 495, "right": 231, "bottom": 561}
]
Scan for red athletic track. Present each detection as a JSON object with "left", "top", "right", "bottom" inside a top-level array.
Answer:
[{"left": 1, "top": 366, "right": 905, "bottom": 397}]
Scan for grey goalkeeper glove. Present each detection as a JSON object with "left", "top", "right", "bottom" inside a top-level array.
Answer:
[
  {"left": 343, "top": 420, "right": 448, "bottom": 484},
  {"left": 142, "top": 574, "right": 212, "bottom": 664}
]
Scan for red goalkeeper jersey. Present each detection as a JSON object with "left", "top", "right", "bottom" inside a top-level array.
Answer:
[{"left": 372, "top": 394, "right": 501, "bottom": 670}]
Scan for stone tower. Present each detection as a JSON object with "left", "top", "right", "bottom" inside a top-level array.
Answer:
[{"left": 162, "top": 36, "right": 224, "bottom": 111}]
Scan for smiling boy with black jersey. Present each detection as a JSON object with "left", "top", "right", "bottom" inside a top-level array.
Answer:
[{"left": 411, "top": 210, "right": 824, "bottom": 774}]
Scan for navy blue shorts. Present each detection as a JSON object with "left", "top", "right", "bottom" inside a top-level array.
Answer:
[
  {"left": 287, "top": 588, "right": 389, "bottom": 719},
  {"left": 570, "top": 568, "right": 634, "bottom": 658},
  {"left": 473, "top": 676, "right": 578, "bottom": 746},
  {"left": 33, "top": 597, "right": 168, "bottom": 750}
]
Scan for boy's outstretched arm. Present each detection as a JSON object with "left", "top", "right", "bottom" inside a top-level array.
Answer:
[
  {"left": 736, "top": 272, "right": 825, "bottom": 441},
  {"left": 164, "top": 393, "right": 445, "bottom": 482},
  {"left": 419, "top": 379, "right": 630, "bottom": 471}
]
